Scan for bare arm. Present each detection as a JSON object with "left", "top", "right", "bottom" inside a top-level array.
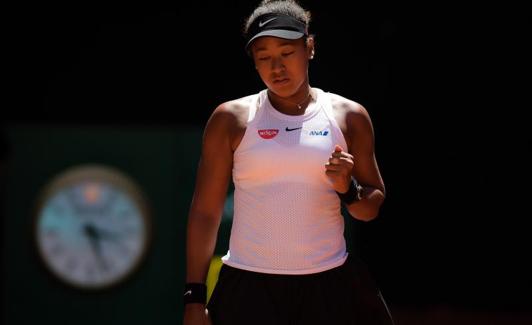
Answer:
[
  {"left": 344, "top": 104, "right": 385, "bottom": 221},
  {"left": 184, "top": 98, "right": 248, "bottom": 324},
  {"left": 185, "top": 104, "right": 234, "bottom": 289},
  {"left": 326, "top": 98, "right": 385, "bottom": 222}
]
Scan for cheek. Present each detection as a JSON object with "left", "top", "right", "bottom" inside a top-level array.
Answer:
[
  {"left": 297, "top": 57, "right": 309, "bottom": 72},
  {"left": 255, "top": 65, "right": 270, "bottom": 81},
  {"left": 289, "top": 56, "right": 309, "bottom": 76},
  {"left": 253, "top": 58, "right": 267, "bottom": 71}
]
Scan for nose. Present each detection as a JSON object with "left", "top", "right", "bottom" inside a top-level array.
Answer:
[{"left": 270, "top": 56, "right": 284, "bottom": 72}]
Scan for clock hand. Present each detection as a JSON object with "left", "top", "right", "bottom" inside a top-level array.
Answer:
[
  {"left": 83, "top": 223, "right": 108, "bottom": 271},
  {"left": 92, "top": 226, "right": 121, "bottom": 241},
  {"left": 89, "top": 225, "right": 132, "bottom": 257}
]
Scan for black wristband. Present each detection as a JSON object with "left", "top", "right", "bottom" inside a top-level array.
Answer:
[
  {"left": 336, "top": 177, "right": 362, "bottom": 205},
  {"left": 183, "top": 283, "right": 207, "bottom": 305}
]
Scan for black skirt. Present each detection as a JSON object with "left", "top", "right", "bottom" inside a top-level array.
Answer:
[{"left": 206, "top": 255, "right": 395, "bottom": 325}]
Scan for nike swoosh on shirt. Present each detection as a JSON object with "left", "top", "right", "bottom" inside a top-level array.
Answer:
[
  {"left": 259, "top": 17, "right": 277, "bottom": 27},
  {"left": 184, "top": 290, "right": 192, "bottom": 296},
  {"left": 285, "top": 127, "right": 303, "bottom": 132}
]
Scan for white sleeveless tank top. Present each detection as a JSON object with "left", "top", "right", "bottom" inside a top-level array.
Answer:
[{"left": 221, "top": 88, "right": 349, "bottom": 274}]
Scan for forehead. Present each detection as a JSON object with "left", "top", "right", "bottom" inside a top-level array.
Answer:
[{"left": 251, "top": 36, "right": 304, "bottom": 52}]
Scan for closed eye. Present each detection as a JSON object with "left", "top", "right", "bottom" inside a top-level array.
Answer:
[{"left": 282, "top": 51, "right": 295, "bottom": 57}]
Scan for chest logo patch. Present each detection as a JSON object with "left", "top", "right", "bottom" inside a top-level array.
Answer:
[
  {"left": 258, "top": 129, "right": 279, "bottom": 139},
  {"left": 309, "top": 130, "right": 329, "bottom": 136}
]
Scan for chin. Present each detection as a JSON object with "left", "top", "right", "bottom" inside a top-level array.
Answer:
[{"left": 269, "top": 82, "right": 297, "bottom": 97}]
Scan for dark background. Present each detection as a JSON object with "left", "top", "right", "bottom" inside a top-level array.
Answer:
[{"left": 3, "top": 1, "right": 531, "bottom": 324}]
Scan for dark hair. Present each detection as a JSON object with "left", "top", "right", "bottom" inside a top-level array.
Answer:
[{"left": 243, "top": 0, "right": 312, "bottom": 37}]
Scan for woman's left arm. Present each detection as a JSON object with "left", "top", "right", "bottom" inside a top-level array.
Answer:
[
  {"left": 344, "top": 102, "right": 385, "bottom": 221},
  {"left": 326, "top": 99, "right": 386, "bottom": 222}
]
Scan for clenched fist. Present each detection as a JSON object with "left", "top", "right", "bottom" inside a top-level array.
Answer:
[{"left": 325, "top": 144, "right": 354, "bottom": 193}]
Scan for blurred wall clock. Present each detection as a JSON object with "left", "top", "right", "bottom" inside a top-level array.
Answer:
[{"left": 32, "top": 164, "right": 152, "bottom": 290}]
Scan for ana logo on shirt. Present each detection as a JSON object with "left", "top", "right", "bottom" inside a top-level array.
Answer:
[
  {"left": 258, "top": 129, "right": 279, "bottom": 139},
  {"left": 309, "top": 130, "right": 329, "bottom": 136}
]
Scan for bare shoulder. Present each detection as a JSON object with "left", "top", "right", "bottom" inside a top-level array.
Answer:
[
  {"left": 328, "top": 92, "right": 369, "bottom": 118},
  {"left": 206, "top": 94, "right": 255, "bottom": 150},
  {"left": 207, "top": 94, "right": 254, "bottom": 128},
  {"left": 327, "top": 92, "right": 373, "bottom": 137}
]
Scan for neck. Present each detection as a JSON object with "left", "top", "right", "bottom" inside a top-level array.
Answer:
[{"left": 267, "top": 86, "right": 314, "bottom": 115}]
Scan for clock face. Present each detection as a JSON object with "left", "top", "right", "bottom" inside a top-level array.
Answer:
[{"left": 33, "top": 165, "right": 151, "bottom": 290}]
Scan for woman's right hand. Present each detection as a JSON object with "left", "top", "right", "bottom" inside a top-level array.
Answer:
[{"left": 183, "top": 304, "right": 212, "bottom": 325}]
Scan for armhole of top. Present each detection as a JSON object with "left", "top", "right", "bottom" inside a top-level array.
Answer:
[
  {"left": 247, "top": 91, "right": 262, "bottom": 123},
  {"left": 320, "top": 90, "right": 349, "bottom": 150},
  {"left": 234, "top": 91, "right": 263, "bottom": 155}
]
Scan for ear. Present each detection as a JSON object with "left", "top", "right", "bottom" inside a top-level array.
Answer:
[{"left": 306, "top": 35, "right": 315, "bottom": 59}]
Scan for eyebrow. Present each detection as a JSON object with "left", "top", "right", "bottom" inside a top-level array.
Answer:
[{"left": 254, "top": 42, "right": 297, "bottom": 53}]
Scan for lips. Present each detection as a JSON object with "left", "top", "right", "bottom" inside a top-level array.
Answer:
[{"left": 273, "top": 78, "right": 289, "bottom": 84}]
